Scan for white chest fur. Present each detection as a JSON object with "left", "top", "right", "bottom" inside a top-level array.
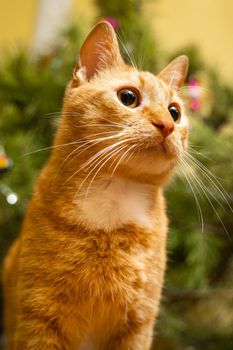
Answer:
[{"left": 77, "top": 177, "right": 154, "bottom": 231}]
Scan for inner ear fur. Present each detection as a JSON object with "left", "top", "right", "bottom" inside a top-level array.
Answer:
[
  {"left": 73, "top": 21, "right": 124, "bottom": 83},
  {"left": 158, "top": 55, "right": 189, "bottom": 90}
]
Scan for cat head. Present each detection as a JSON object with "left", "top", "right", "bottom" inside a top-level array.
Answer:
[{"left": 59, "top": 21, "right": 189, "bottom": 182}]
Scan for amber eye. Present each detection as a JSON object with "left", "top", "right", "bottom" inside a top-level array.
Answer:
[
  {"left": 117, "top": 89, "right": 139, "bottom": 108},
  {"left": 168, "top": 104, "right": 181, "bottom": 122}
]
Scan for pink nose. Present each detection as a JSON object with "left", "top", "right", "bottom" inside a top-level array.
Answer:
[{"left": 152, "top": 120, "right": 174, "bottom": 138}]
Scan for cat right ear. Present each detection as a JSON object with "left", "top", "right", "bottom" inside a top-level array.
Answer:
[
  {"left": 158, "top": 55, "right": 189, "bottom": 90},
  {"left": 73, "top": 21, "right": 124, "bottom": 84}
]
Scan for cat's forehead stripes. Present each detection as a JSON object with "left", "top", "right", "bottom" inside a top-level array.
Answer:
[
  {"left": 139, "top": 75, "right": 145, "bottom": 87},
  {"left": 134, "top": 71, "right": 174, "bottom": 105},
  {"left": 136, "top": 72, "right": 173, "bottom": 107}
]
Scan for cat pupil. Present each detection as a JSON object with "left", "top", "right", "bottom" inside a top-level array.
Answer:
[
  {"left": 118, "top": 89, "right": 138, "bottom": 108},
  {"left": 168, "top": 105, "right": 180, "bottom": 122}
]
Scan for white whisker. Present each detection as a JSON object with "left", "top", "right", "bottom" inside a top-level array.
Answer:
[
  {"left": 84, "top": 144, "right": 129, "bottom": 199},
  {"left": 178, "top": 160, "right": 204, "bottom": 232},
  {"left": 64, "top": 138, "right": 134, "bottom": 185},
  {"left": 74, "top": 123, "right": 123, "bottom": 129},
  {"left": 184, "top": 152, "right": 232, "bottom": 211},
  {"left": 110, "top": 143, "right": 140, "bottom": 178},
  {"left": 59, "top": 132, "right": 123, "bottom": 171},
  {"left": 117, "top": 30, "right": 138, "bottom": 71},
  {"left": 100, "top": 118, "right": 128, "bottom": 128},
  {"left": 24, "top": 141, "right": 81, "bottom": 156},
  {"left": 80, "top": 138, "right": 133, "bottom": 171},
  {"left": 180, "top": 156, "right": 231, "bottom": 239}
]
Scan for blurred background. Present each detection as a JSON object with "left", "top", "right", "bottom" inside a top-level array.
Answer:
[{"left": 0, "top": 0, "right": 233, "bottom": 349}]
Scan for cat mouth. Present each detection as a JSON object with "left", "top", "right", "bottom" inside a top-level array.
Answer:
[
  {"left": 143, "top": 143, "right": 167, "bottom": 154},
  {"left": 139, "top": 141, "right": 177, "bottom": 160}
]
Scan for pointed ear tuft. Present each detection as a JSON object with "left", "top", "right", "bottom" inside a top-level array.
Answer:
[
  {"left": 73, "top": 21, "right": 124, "bottom": 83},
  {"left": 158, "top": 55, "right": 189, "bottom": 90}
]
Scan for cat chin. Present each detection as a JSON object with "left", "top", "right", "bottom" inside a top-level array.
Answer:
[
  {"left": 125, "top": 153, "right": 177, "bottom": 177},
  {"left": 122, "top": 142, "right": 180, "bottom": 176}
]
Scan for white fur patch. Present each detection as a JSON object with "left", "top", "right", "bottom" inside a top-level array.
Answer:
[
  {"left": 77, "top": 177, "right": 154, "bottom": 231},
  {"left": 78, "top": 335, "right": 95, "bottom": 350},
  {"left": 179, "top": 113, "right": 189, "bottom": 128}
]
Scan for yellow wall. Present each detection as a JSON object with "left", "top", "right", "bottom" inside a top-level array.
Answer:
[
  {"left": 0, "top": 0, "right": 38, "bottom": 50},
  {"left": 0, "top": 0, "right": 232, "bottom": 82},
  {"left": 72, "top": 0, "right": 97, "bottom": 26},
  {"left": 0, "top": 0, "right": 96, "bottom": 50},
  {"left": 144, "top": 0, "right": 233, "bottom": 82}
]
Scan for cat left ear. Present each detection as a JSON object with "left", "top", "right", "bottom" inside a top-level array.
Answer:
[
  {"left": 73, "top": 21, "right": 124, "bottom": 84},
  {"left": 158, "top": 55, "right": 189, "bottom": 90}
]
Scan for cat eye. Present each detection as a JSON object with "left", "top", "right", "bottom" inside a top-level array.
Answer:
[
  {"left": 168, "top": 104, "right": 181, "bottom": 122},
  {"left": 117, "top": 88, "right": 139, "bottom": 108}
]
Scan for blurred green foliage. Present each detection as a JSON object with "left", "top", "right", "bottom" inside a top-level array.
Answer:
[
  {"left": 97, "top": 0, "right": 160, "bottom": 71},
  {"left": 0, "top": 0, "right": 233, "bottom": 348}
]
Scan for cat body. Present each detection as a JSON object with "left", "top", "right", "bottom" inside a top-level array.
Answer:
[{"left": 3, "top": 22, "right": 189, "bottom": 349}]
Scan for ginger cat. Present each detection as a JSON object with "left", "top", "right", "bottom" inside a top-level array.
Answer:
[{"left": 3, "top": 22, "right": 189, "bottom": 350}]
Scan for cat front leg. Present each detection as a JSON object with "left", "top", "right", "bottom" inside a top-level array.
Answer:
[
  {"left": 102, "top": 302, "right": 158, "bottom": 350},
  {"left": 105, "top": 320, "right": 155, "bottom": 350},
  {"left": 13, "top": 317, "right": 71, "bottom": 350},
  {"left": 14, "top": 330, "right": 64, "bottom": 350},
  {"left": 12, "top": 307, "right": 85, "bottom": 350}
]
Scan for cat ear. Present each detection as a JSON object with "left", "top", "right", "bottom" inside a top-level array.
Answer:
[
  {"left": 73, "top": 21, "right": 124, "bottom": 83},
  {"left": 158, "top": 55, "right": 189, "bottom": 90}
]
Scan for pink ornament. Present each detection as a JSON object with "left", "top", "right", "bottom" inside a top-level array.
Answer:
[
  {"left": 103, "top": 17, "right": 119, "bottom": 30},
  {"left": 187, "top": 78, "right": 202, "bottom": 112}
]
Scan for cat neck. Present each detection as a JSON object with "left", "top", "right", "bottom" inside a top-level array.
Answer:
[{"left": 74, "top": 175, "right": 164, "bottom": 232}]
